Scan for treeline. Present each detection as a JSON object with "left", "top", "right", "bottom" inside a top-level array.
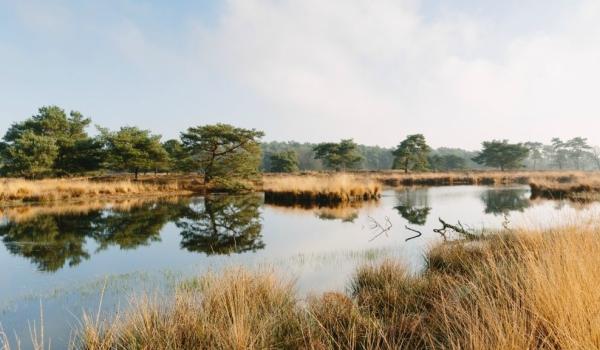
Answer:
[
  {"left": 1, "top": 106, "right": 599, "bottom": 184},
  {"left": 0, "top": 106, "right": 264, "bottom": 191}
]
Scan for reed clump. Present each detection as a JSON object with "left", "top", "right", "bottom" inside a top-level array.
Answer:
[
  {"left": 530, "top": 175, "right": 600, "bottom": 200},
  {"left": 0, "top": 178, "right": 188, "bottom": 204},
  {"left": 370, "top": 170, "right": 591, "bottom": 188},
  {"left": 60, "top": 224, "right": 600, "bottom": 350},
  {"left": 262, "top": 173, "right": 381, "bottom": 206}
]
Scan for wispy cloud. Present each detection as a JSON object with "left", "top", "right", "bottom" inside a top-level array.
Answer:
[{"left": 2, "top": 0, "right": 600, "bottom": 148}]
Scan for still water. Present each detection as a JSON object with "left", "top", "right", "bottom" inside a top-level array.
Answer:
[{"left": 1, "top": 185, "right": 598, "bottom": 347}]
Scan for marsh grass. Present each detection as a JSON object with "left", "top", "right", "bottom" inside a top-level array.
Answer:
[
  {"left": 263, "top": 173, "right": 381, "bottom": 205},
  {"left": 0, "top": 178, "right": 188, "bottom": 204},
  {"left": 7, "top": 224, "right": 600, "bottom": 349},
  {"left": 68, "top": 225, "right": 600, "bottom": 350},
  {"left": 369, "top": 170, "right": 593, "bottom": 187},
  {"left": 530, "top": 175, "right": 600, "bottom": 201}
]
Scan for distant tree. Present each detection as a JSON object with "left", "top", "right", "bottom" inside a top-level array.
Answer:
[
  {"left": 269, "top": 150, "right": 299, "bottom": 173},
  {"left": 590, "top": 147, "right": 600, "bottom": 170},
  {"left": 524, "top": 142, "right": 544, "bottom": 170},
  {"left": 100, "top": 126, "right": 168, "bottom": 180},
  {"left": 429, "top": 154, "right": 466, "bottom": 171},
  {"left": 472, "top": 140, "right": 529, "bottom": 171},
  {"left": 550, "top": 138, "right": 569, "bottom": 170},
  {"left": 357, "top": 145, "right": 395, "bottom": 170},
  {"left": 0, "top": 131, "right": 58, "bottom": 178},
  {"left": 392, "top": 134, "right": 431, "bottom": 173},
  {"left": 180, "top": 124, "right": 264, "bottom": 188},
  {"left": 313, "top": 139, "right": 362, "bottom": 171},
  {"left": 565, "top": 137, "right": 591, "bottom": 170}
]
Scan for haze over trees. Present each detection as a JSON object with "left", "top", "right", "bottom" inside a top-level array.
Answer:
[{"left": 472, "top": 140, "right": 530, "bottom": 171}]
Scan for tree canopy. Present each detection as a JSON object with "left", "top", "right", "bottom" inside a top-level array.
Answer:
[
  {"left": 0, "top": 106, "right": 102, "bottom": 177},
  {"left": 180, "top": 124, "right": 264, "bottom": 188},
  {"left": 472, "top": 140, "right": 529, "bottom": 171},
  {"left": 392, "top": 134, "right": 431, "bottom": 173},
  {"left": 100, "top": 126, "right": 168, "bottom": 179},
  {"left": 269, "top": 150, "right": 299, "bottom": 173},
  {"left": 313, "top": 139, "right": 362, "bottom": 171}
]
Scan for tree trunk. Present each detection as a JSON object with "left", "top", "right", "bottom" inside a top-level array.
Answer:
[{"left": 134, "top": 168, "right": 139, "bottom": 180}]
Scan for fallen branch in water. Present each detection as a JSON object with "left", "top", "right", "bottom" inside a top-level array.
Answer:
[
  {"left": 433, "top": 218, "right": 477, "bottom": 241},
  {"left": 404, "top": 225, "right": 422, "bottom": 242},
  {"left": 368, "top": 216, "right": 392, "bottom": 242}
]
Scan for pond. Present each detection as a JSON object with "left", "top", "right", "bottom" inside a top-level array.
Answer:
[{"left": 1, "top": 185, "right": 598, "bottom": 348}]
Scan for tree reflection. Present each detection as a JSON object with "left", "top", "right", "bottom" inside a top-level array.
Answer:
[
  {"left": 0, "top": 212, "right": 100, "bottom": 272},
  {"left": 0, "top": 199, "right": 187, "bottom": 272},
  {"left": 0, "top": 195, "right": 265, "bottom": 272},
  {"left": 175, "top": 195, "right": 264, "bottom": 255},
  {"left": 394, "top": 189, "right": 431, "bottom": 226},
  {"left": 92, "top": 201, "right": 186, "bottom": 251},
  {"left": 481, "top": 188, "right": 530, "bottom": 215}
]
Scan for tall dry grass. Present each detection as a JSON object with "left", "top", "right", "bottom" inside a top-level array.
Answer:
[
  {"left": 530, "top": 174, "right": 600, "bottom": 200},
  {"left": 369, "top": 170, "right": 594, "bottom": 187},
  {"left": 0, "top": 178, "right": 187, "bottom": 204},
  {"left": 262, "top": 173, "right": 381, "bottom": 205},
  {"left": 6, "top": 224, "right": 600, "bottom": 349}
]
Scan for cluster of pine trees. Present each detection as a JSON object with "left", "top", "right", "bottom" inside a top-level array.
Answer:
[{"left": 2, "top": 106, "right": 599, "bottom": 181}]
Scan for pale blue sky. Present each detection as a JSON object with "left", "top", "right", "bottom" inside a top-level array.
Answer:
[{"left": 1, "top": 0, "right": 598, "bottom": 149}]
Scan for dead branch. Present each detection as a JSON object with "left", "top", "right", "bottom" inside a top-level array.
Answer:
[
  {"left": 404, "top": 225, "right": 422, "bottom": 242},
  {"left": 433, "top": 217, "right": 477, "bottom": 240},
  {"left": 368, "top": 216, "right": 392, "bottom": 242}
]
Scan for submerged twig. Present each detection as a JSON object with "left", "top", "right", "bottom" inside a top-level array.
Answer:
[
  {"left": 367, "top": 216, "right": 392, "bottom": 242},
  {"left": 404, "top": 225, "right": 422, "bottom": 242}
]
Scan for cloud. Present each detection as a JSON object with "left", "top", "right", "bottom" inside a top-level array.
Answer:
[
  {"left": 186, "top": 0, "right": 600, "bottom": 148},
  {"left": 3, "top": 0, "right": 600, "bottom": 149}
]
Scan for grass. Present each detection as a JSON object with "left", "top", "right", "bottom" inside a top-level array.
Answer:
[
  {"left": 529, "top": 174, "right": 600, "bottom": 201},
  {"left": 0, "top": 178, "right": 190, "bottom": 204},
  {"left": 3, "top": 170, "right": 599, "bottom": 205},
  {"left": 7, "top": 223, "right": 600, "bottom": 349},
  {"left": 368, "top": 170, "right": 592, "bottom": 187},
  {"left": 262, "top": 173, "right": 381, "bottom": 205}
]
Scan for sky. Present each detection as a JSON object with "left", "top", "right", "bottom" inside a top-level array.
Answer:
[{"left": 1, "top": 0, "right": 600, "bottom": 150}]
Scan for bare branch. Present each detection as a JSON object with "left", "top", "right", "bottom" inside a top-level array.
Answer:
[
  {"left": 433, "top": 217, "right": 477, "bottom": 240},
  {"left": 367, "top": 216, "right": 392, "bottom": 242},
  {"left": 404, "top": 225, "right": 422, "bottom": 241}
]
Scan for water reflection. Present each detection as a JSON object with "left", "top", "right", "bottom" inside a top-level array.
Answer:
[
  {"left": 0, "top": 212, "right": 99, "bottom": 271},
  {"left": 175, "top": 195, "right": 264, "bottom": 255},
  {"left": 0, "top": 195, "right": 264, "bottom": 271},
  {"left": 264, "top": 202, "right": 369, "bottom": 223},
  {"left": 480, "top": 188, "right": 531, "bottom": 215},
  {"left": 394, "top": 189, "right": 431, "bottom": 226}
]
